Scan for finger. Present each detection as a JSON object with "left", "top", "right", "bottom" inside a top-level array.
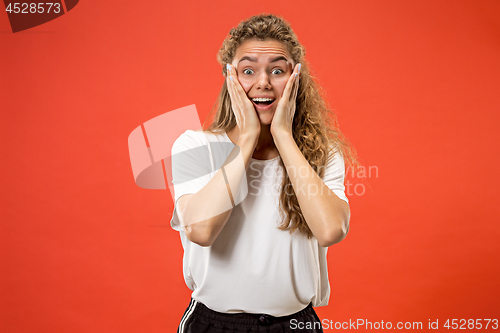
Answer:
[
  {"left": 227, "top": 77, "right": 244, "bottom": 127},
  {"left": 289, "top": 64, "right": 301, "bottom": 102},
  {"left": 227, "top": 66, "right": 244, "bottom": 116},
  {"left": 291, "top": 66, "right": 300, "bottom": 102},
  {"left": 229, "top": 65, "right": 252, "bottom": 104},
  {"left": 229, "top": 74, "right": 243, "bottom": 108},
  {"left": 226, "top": 65, "right": 238, "bottom": 100},
  {"left": 226, "top": 73, "right": 235, "bottom": 105},
  {"left": 226, "top": 69, "right": 238, "bottom": 110},
  {"left": 289, "top": 75, "right": 298, "bottom": 103},
  {"left": 289, "top": 79, "right": 299, "bottom": 121},
  {"left": 282, "top": 65, "right": 298, "bottom": 101},
  {"left": 226, "top": 66, "right": 240, "bottom": 104}
]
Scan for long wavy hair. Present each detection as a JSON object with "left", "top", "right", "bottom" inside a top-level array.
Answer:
[{"left": 203, "top": 13, "right": 361, "bottom": 238}]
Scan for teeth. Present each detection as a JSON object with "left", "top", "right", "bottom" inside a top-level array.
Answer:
[{"left": 252, "top": 98, "right": 274, "bottom": 102}]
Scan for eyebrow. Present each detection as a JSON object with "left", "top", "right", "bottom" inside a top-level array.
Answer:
[{"left": 238, "top": 56, "right": 288, "bottom": 64}]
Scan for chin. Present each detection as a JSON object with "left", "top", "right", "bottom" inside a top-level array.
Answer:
[
  {"left": 259, "top": 117, "right": 273, "bottom": 125},
  {"left": 256, "top": 110, "right": 275, "bottom": 126}
]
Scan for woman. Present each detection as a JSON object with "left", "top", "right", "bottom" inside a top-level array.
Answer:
[{"left": 170, "top": 13, "right": 359, "bottom": 333}]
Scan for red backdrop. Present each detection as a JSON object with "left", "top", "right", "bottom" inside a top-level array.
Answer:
[{"left": 1, "top": 0, "right": 499, "bottom": 332}]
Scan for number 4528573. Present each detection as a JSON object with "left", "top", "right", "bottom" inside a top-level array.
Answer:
[
  {"left": 443, "top": 319, "right": 498, "bottom": 330},
  {"left": 5, "top": 3, "right": 61, "bottom": 14}
]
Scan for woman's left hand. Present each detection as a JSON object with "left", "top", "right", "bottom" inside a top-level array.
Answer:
[{"left": 270, "top": 63, "right": 301, "bottom": 138}]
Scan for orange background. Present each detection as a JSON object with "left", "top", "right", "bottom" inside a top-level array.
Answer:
[{"left": 1, "top": 0, "right": 499, "bottom": 332}]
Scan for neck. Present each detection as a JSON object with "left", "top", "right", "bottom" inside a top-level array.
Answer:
[
  {"left": 255, "top": 124, "right": 275, "bottom": 152},
  {"left": 227, "top": 124, "right": 277, "bottom": 154}
]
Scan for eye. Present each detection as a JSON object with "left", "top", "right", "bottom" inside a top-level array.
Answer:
[
  {"left": 243, "top": 69, "right": 254, "bottom": 75},
  {"left": 271, "top": 68, "right": 284, "bottom": 75}
]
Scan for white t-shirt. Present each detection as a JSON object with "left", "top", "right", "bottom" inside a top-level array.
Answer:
[{"left": 169, "top": 129, "right": 349, "bottom": 317}]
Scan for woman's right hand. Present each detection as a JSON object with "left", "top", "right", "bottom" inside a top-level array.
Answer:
[{"left": 226, "top": 64, "right": 261, "bottom": 140}]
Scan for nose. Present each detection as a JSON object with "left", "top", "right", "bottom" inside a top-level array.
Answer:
[{"left": 255, "top": 71, "right": 272, "bottom": 90}]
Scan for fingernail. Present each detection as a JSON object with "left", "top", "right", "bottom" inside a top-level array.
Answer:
[
  {"left": 227, "top": 64, "right": 231, "bottom": 71},
  {"left": 230, "top": 76, "right": 233, "bottom": 81},
  {"left": 298, "top": 63, "right": 301, "bottom": 72}
]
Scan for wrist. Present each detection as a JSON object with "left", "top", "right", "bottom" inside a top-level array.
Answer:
[
  {"left": 237, "top": 133, "right": 259, "bottom": 149},
  {"left": 273, "top": 131, "right": 294, "bottom": 153},
  {"left": 272, "top": 129, "right": 293, "bottom": 143}
]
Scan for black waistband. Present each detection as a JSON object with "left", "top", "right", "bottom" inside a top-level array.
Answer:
[{"left": 191, "top": 299, "right": 316, "bottom": 326}]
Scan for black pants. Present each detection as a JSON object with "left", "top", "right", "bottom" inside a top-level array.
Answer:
[{"left": 177, "top": 298, "right": 324, "bottom": 333}]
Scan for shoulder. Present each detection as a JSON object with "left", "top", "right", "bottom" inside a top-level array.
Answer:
[
  {"left": 172, "top": 130, "right": 229, "bottom": 154},
  {"left": 324, "top": 144, "right": 346, "bottom": 174},
  {"left": 177, "top": 129, "right": 227, "bottom": 142},
  {"left": 326, "top": 143, "right": 345, "bottom": 163},
  {"left": 172, "top": 130, "right": 209, "bottom": 151}
]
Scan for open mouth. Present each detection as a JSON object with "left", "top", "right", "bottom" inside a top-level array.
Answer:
[{"left": 251, "top": 98, "right": 276, "bottom": 109}]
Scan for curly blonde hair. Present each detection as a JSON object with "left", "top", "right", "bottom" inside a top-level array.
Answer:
[{"left": 203, "top": 13, "right": 361, "bottom": 238}]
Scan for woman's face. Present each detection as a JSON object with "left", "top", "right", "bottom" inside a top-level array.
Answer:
[{"left": 231, "top": 38, "right": 295, "bottom": 125}]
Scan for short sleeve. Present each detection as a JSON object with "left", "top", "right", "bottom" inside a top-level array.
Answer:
[
  {"left": 321, "top": 148, "right": 349, "bottom": 205},
  {"left": 169, "top": 130, "right": 213, "bottom": 231}
]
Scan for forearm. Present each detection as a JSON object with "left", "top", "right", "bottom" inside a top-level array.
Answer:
[
  {"left": 180, "top": 134, "right": 257, "bottom": 246},
  {"left": 274, "top": 131, "right": 350, "bottom": 247}
]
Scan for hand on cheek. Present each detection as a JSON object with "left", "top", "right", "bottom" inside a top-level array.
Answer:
[
  {"left": 271, "top": 63, "right": 301, "bottom": 138},
  {"left": 226, "top": 64, "right": 261, "bottom": 139}
]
